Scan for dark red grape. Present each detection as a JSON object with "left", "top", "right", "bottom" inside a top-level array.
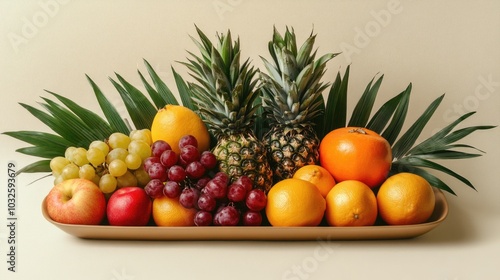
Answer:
[
  {"left": 180, "top": 145, "right": 200, "bottom": 164},
  {"left": 168, "top": 165, "right": 186, "bottom": 182},
  {"left": 195, "top": 176, "right": 211, "bottom": 190},
  {"left": 148, "top": 162, "right": 168, "bottom": 181},
  {"left": 205, "top": 179, "right": 227, "bottom": 199},
  {"left": 160, "top": 150, "right": 178, "bottom": 168},
  {"left": 216, "top": 205, "right": 240, "bottom": 226},
  {"left": 186, "top": 161, "right": 206, "bottom": 179},
  {"left": 145, "top": 179, "right": 164, "bottom": 199},
  {"left": 194, "top": 211, "right": 212, "bottom": 226},
  {"left": 143, "top": 156, "right": 161, "bottom": 172},
  {"left": 199, "top": 151, "right": 217, "bottom": 170},
  {"left": 179, "top": 187, "right": 200, "bottom": 209},
  {"left": 234, "top": 175, "right": 254, "bottom": 192},
  {"left": 242, "top": 211, "right": 262, "bottom": 226},
  {"left": 151, "top": 140, "right": 172, "bottom": 157},
  {"left": 197, "top": 193, "right": 216, "bottom": 212},
  {"left": 246, "top": 189, "right": 267, "bottom": 211},
  {"left": 213, "top": 172, "right": 230, "bottom": 187},
  {"left": 227, "top": 183, "right": 247, "bottom": 202},
  {"left": 179, "top": 135, "right": 198, "bottom": 149},
  {"left": 163, "top": 181, "right": 181, "bottom": 198}
]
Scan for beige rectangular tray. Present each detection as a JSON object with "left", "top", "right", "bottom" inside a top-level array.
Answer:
[{"left": 41, "top": 188, "right": 448, "bottom": 241}]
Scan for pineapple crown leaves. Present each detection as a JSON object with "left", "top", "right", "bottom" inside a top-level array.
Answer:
[
  {"left": 260, "top": 26, "right": 339, "bottom": 128},
  {"left": 323, "top": 65, "right": 496, "bottom": 195},
  {"left": 3, "top": 59, "right": 192, "bottom": 174},
  {"left": 183, "top": 26, "right": 260, "bottom": 136}
]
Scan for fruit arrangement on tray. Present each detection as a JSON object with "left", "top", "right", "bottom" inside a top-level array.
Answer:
[{"left": 3, "top": 26, "right": 495, "bottom": 234}]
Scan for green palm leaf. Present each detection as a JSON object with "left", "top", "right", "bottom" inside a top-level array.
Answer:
[
  {"left": 323, "top": 67, "right": 495, "bottom": 194},
  {"left": 391, "top": 94, "right": 444, "bottom": 159},
  {"left": 142, "top": 59, "right": 180, "bottom": 106},
  {"left": 172, "top": 67, "right": 196, "bottom": 111},
  {"left": 15, "top": 146, "right": 62, "bottom": 159},
  {"left": 366, "top": 90, "right": 405, "bottom": 133},
  {"left": 348, "top": 74, "right": 383, "bottom": 127},
  {"left": 87, "top": 75, "right": 130, "bottom": 134},
  {"left": 110, "top": 73, "right": 157, "bottom": 130},
  {"left": 3, "top": 131, "right": 72, "bottom": 149},
  {"left": 38, "top": 97, "right": 102, "bottom": 144},
  {"left": 138, "top": 70, "right": 166, "bottom": 109},
  {"left": 17, "top": 160, "right": 52, "bottom": 174},
  {"left": 379, "top": 85, "right": 411, "bottom": 145},
  {"left": 47, "top": 91, "right": 114, "bottom": 138},
  {"left": 321, "top": 65, "right": 350, "bottom": 135}
]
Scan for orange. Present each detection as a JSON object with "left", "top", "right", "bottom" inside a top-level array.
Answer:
[
  {"left": 150, "top": 104, "right": 210, "bottom": 154},
  {"left": 152, "top": 195, "right": 197, "bottom": 226},
  {"left": 265, "top": 178, "right": 326, "bottom": 226},
  {"left": 325, "top": 180, "right": 378, "bottom": 226},
  {"left": 377, "top": 172, "right": 435, "bottom": 225},
  {"left": 293, "top": 164, "right": 336, "bottom": 197},
  {"left": 319, "top": 127, "right": 392, "bottom": 188}
]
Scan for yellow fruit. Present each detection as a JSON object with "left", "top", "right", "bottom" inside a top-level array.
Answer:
[
  {"left": 152, "top": 196, "right": 197, "bottom": 226},
  {"left": 150, "top": 104, "right": 210, "bottom": 154},
  {"left": 325, "top": 180, "right": 378, "bottom": 226},
  {"left": 293, "top": 164, "right": 336, "bottom": 197},
  {"left": 265, "top": 178, "right": 326, "bottom": 227},
  {"left": 377, "top": 172, "right": 435, "bottom": 225}
]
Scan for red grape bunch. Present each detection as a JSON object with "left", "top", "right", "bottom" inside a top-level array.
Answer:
[
  {"left": 194, "top": 173, "right": 267, "bottom": 226},
  {"left": 144, "top": 135, "right": 216, "bottom": 198},
  {"left": 143, "top": 134, "right": 267, "bottom": 226}
]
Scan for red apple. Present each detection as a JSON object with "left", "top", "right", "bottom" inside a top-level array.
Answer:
[
  {"left": 106, "top": 187, "right": 152, "bottom": 226},
  {"left": 46, "top": 178, "right": 106, "bottom": 225}
]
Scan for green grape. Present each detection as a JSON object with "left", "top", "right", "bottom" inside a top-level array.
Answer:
[
  {"left": 108, "top": 132, "right": 131, "bottom": 150},
  {"left": 61, "top": 163, "right": 80, "bottom": 180},
  {"left": 64, "top": 146, "right": 77, "bottom": 162},
  {"left": 99, "top": 174, "right": 117, "bottom": 194},
  {"left": 50, "top": 156, "right": 71, "bottom": 176},
  {"left": 134, "top": 168, "right": 150, "bottom": 187},
  {"left": 129, "top": 129, "right": 139, "bottom": 140},
  {"left": 72, "top": 147, "right": 89, "bottom": 166},
  {"left": 125, "top": 153, "right": 142, "bottom": 170},
  {"left": 130, "top": 129, "right": 152, "bottom": 146},
  {"left": 128, "top": 140, "right": 152, "bottom": 160},
  {"left": 117, "top": 170, "right": 138, "bottom": 188},
  {"left": 53, "top": 175, "right": 64, "bottom": 186},
  {"left": 89, "top": 140, "right": 110, "bottom": 155},
  {"left": 108, "top": 159, "right": 128, "bottom": 177},
  {"left": 106, "top": 148, "right": 128, "bottom": 164},
  {"left": 79, "top": 164, "right": 96, "bottom": 180},
  {"left": 87, "top": 147, "right": 106, "bottom": 167}
]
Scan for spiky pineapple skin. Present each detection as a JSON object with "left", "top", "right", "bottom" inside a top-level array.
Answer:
[
  {"left": 263, "top": 125, "right": 320, "bottom": 181},
  {"left": 213, "top": 132, "right": 273, "bottom": 192}
]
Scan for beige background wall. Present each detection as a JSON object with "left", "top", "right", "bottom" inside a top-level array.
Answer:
[{"left": 1, "top": 1, "right": 499, "bottom": 279}]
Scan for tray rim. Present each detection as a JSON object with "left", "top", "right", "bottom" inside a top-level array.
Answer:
[{"left": 41, "top": 188, "right": 448, "bottom": 241}]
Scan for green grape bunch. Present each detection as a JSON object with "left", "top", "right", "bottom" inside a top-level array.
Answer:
[{"left": 49, "top": 129, "right": 153, "bottom": 195}]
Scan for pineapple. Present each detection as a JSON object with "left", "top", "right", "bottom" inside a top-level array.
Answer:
[
  {"left": 183, "top": 27, "right": 274, "bottom": 191},
  {"left": 260, "top": 27, "right": 337, "bottom": 180}
]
